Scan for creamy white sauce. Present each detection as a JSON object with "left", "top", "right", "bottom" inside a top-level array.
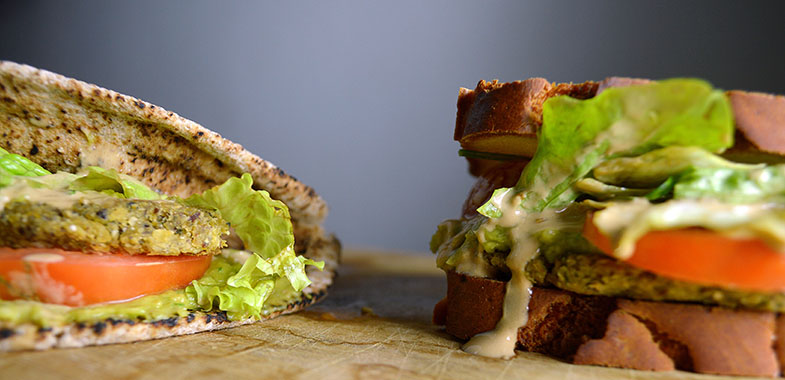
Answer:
[
  {"left": 595, "top": 198, "right": 784, "bottom": 259},
  {"left": 79, "top": 143, "right": 127, "bottom": 170},
  {"left": 462, "top": 215, "right": 537, "bottom": 358},
  {"left": 133, "top": 262, "right": 165, "bottom": 267},
  {"left": 31, "top": 265, "right": 84, "bottom": 306},
  {"left": 0, "top": 182, "right": 112, "bottom": 212},
  {"left": 461, "top": 186, "right": 587, "bottom": 358},
  {"left": 461, "top": 189, "right": 566, "bottom": 358},
  {"left": 22, "top": 253, "right": 64, "bottom": 263},
  {"left": 0, "top": 183, "right": 76, "bottom": 211}
]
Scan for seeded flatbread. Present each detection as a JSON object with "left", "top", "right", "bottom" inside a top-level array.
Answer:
[{"left": 0, "top": 61, "right": 340, "bottom": 350}]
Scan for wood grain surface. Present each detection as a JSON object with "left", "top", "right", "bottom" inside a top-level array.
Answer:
[{"left": 0, "top": 250, "right": 759, "bottom": 379}]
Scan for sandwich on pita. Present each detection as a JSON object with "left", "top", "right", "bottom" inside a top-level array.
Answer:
[
  {"left": 432, "top": 77, "right": 785, "bottom": 377},
  {"left": 0, "top": 61, "right": 339, "bottom": 350}
]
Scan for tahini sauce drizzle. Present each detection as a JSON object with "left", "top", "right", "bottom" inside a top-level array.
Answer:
[{"left": 462, "top": 192, "right": 579, "bottom": 358}]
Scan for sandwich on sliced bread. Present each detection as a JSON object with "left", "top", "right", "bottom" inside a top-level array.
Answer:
[{"left": 432, "top": 76, "right": 785, "bottom": 377}]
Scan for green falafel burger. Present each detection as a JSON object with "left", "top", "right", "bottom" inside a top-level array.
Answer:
[
  {"left": 0, "top": 61, "right": 339, "bottom": 350},
  {"left": 431, "top": 77, "right": 785, "bottom": 377}
]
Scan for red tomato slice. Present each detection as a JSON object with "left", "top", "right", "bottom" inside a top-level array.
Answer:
[
  {"left": 583, "top": 215, "right": 785, "bottom": 293},
  {"left": 0, "top": 248, "right": 211, "bottom": 306}
]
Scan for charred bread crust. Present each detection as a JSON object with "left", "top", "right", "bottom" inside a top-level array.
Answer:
[
  {"left": 0, "top": 290, "right": 326, "bottom": 351},
  {"left": 441, "top": 271, "right": 782, "bottom": 377}
]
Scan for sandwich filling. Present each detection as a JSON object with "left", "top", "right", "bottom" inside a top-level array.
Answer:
[
  {"left": 431, "top": 79, "right": 785, "bottom": 358},
  {"left": 0, "top": 147, "right": 322, "bottom": 326}
]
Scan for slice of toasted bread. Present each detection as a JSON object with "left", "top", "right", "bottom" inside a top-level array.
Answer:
[
  {"left": 454, "top": 79, "right": 597, "bottom": 176},
  {"left": 441, "top": 271, "right": 781, "bottom": 377}
]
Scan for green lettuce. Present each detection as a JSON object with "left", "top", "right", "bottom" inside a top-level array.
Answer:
[
  {"left": 186, "top": 250, "right": 322, "bottom": 320},
  {"left": 0, "top": 147, "right": 51, "bottom": 187},
  {"left": 477, "top": 187, "right": 512, "bottom": 219},
  {"left": 592, "top": 146, "right": 756, "bottom": 188},
  {"left": 183, "top": 173, "right": 322, "bottom": 318},
  {"left": 68, "top": 167, "right": 162, "bottom": 200},
  {"left": 573, "top": 178, "right": 651, "bottom": 200},
  {"left": 0, "top": 154, "right": 161, "bottom": 201},
  {"left": 674, "top": 165, "right": 785, "bottom": 203},
  {"left": 576, "top": 146, "right": 785, "bottom": 204},
  {"left": 515, "top": 78, "right": 733, "bottom": 212},
  {"left": 184, "top": 173, "right": 292, "bottom": 259}
]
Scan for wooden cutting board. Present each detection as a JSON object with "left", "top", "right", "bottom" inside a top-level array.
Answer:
[{"left": 0, "top": 250, "right": 753, "bottom": 379}]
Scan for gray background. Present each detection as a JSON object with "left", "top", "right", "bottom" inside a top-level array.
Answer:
[{"left": 2, "top": 1, "right": 785, "bottom": 252}]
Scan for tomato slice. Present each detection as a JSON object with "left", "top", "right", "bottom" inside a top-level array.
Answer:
[
  {"left": 0, "top": 248, "right": 211, "bottom": 306},
  {"left": 583, "top": 215, "right": 785, "bottom": 293}
]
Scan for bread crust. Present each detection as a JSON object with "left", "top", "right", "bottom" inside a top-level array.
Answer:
[{"left": 441, "top": 270, "right": 783, "bottom": 377}]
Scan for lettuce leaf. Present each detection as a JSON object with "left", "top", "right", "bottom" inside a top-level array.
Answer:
[
  {"left": 575, "top": 147, "right": 785, "bottom": 204},
  {"left": 184, "top": 173, "right": 293, "bottom": 259},
  {"left": 573, "top": 178, "right": 652, "bottom": 200},
  {"left": 0, "top": 147, "right": 51, "bottom": 187},
  {"left": 592, "top": 146, "right": 759, "bottom": 188},
  {"left": 68, "top": 167, "right": 162, "bottom": 200},
  {"left": 0, "top": 155, "right": 162, "bottom": 202},
  {"left": 674, "top": 165, "right": 785, "bottom": 203},
  {"left": 186, "top": 249, "right": 322, "bottom": 319},
  {"left": 516, "top": 79, "right": 733, "bottom": 212},
  {"left": 477, "top": 187, "right": 512, "bottom": 219},
  {"left": 182, "top": 173, "right": 322, "bottom": 318}
]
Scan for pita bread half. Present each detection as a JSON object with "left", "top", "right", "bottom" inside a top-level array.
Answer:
[{"left": 0, "top": 61, "right": 340, "bottom": 350}]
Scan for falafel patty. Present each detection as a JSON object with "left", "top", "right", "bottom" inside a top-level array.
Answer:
[
  {"left": 0, "top": 196, "right": 228, "bottom": 256},
  {"left": 527, "top": 251, "right": 785, "bottom": 312}
]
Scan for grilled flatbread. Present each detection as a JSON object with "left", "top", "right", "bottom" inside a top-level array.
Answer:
[{"left": 0, "top": 61, "right": 339, "bottom": 350}]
